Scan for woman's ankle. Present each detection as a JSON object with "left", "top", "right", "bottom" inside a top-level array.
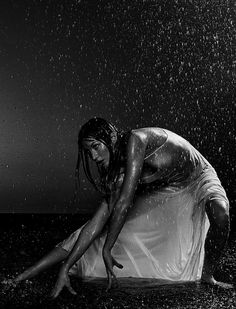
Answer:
[{"left": 201, "top": 273, "right": 216, "bottom": 284}]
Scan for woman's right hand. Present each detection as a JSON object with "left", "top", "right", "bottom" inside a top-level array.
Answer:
[
  {"left": 102, "top": 247, "right": 123, "bottom": 291},
  {"left": 51, "top": 265, "right": 77, "bottom": 298}
]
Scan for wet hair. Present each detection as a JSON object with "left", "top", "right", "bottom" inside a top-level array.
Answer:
[{"left": 75, "top": 117, "right": 130, "bottom": 201}]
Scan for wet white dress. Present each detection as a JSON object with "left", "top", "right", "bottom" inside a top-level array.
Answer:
[{"left": 57, "top": 129, "right": 228, "bottom": 281}]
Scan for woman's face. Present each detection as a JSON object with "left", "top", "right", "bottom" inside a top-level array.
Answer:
[{"left": 82, "top": 138, "right": 110, "bottom": 169}]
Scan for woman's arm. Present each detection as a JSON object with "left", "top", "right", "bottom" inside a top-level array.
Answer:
[
  {"left": 102, "top": 131, "right": 148, "bottom": 288},
  {"left": 63, "top": 199, "right": 111, "bottom": 269},
  {"left": 51, "top": 198, "right": 112, "bottom": 298}
]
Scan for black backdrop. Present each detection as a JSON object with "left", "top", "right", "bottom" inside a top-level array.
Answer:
[{"left": 0, "top": 1, "right": 235, "bottom": 221}]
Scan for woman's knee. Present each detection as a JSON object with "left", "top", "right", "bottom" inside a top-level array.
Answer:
[{"left": 205, "top": 199, "right": 230, "bottom": 230}]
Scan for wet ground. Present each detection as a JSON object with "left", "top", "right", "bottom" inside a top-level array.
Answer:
[{"left": 0, "top": 214, "right": 235, "bottom": 309}]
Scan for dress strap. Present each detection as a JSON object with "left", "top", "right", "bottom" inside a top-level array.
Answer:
[{"left": 144, "top": 129, "right": 168, "bottom": 160}]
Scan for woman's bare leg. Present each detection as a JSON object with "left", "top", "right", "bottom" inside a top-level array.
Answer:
[
  {"left": 15, "top": 246, "right": 69, "bottom": 282},
  {"left": 201, "top": 199, "right": 233, "bottom": 288}
]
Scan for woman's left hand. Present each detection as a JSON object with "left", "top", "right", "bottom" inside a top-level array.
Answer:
[
  {"left": 102, "top": 247, "right": 123, "bottom": 291},
  {"left": 51, "top": 266, "right": 77, "bottom": 298}
]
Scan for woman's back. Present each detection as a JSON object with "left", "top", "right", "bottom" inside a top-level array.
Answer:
[{"left": 132, "top": 127, "right": 206, "bottom": 185}]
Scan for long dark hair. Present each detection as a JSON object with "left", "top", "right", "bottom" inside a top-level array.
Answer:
[{"left": 74, "top": 117, "right": 130, "bottom": 202}]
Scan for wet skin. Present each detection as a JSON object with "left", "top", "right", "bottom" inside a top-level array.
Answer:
[
  {"left": 5, "top": 128, "right": 232, "bottom": 296},
  {"left": 78, "top": 132, "right": 233, "bottom": 290},
  {"left": 83, "top": 130, "right": 197, "bottom": 186},
  {"left": 82, "top": 138, "right": 110, "bottom": 169}
]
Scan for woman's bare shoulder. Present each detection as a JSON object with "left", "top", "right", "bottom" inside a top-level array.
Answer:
[
  {"left": 131, "top": 127, "right": 168, "bottom": 156},
  {"left": 131, "top": 127, "right": 167, "bottom": 140}
]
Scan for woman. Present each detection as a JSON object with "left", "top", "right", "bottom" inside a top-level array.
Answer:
[{"left": 9, "top": 117, "right": 232, "bottom": 296}]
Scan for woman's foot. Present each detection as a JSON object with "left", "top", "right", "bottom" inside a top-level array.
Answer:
[
  {"left": 14, "top": 272, "right": 28, "bottom": 282},
  {"left": 1, "top": 270, "right": 32, "bottom": 287},
  {"left": 1, "top": 278, "right": 18, "bottom": 287},
  {"left": 1, "top": 277, "right": 20, "bottom": 292},
  {"left": 201, "top": 274, "right": 234, "bottom": 289}
]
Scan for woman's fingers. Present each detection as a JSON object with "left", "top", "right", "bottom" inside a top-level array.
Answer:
[
  {"left": 106, "top": 271, "right": 118, "bottom": 291},
  {"left": 66, "top": 283, "right": 77, "bottom": 295},
  {"left": 51, "top": 278, "right": 65, "bottom": 298},
  {"left": 106, "top": 274, "right": 119, "bottom": 291},
  {"left": 103, "top": 251, "right": 122, "bottom": 291},
  {"left": 113, "top": 276, "right": 119, "bottom": 288},
  {"left": 51, "top": 283, "right": 62, "bottom": 299},
  {"left": 51, "top": 288, "right": 58, "bottom": 298},
  {"left": 106, "top": 272, "right": 112, "bottom": 292},
  {"left": 51, "top": 276, "right": 77, "bottom": 298},
  {"left": 112, "top": 258, "right": 123, "bottom": 269},
  {"left": 106, "top": 268, "right": 119, "bottom": 291}
]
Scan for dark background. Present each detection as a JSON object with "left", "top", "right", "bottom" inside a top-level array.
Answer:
[{"left": 0, "top": 0, "right": 235, "bottom": 221}]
